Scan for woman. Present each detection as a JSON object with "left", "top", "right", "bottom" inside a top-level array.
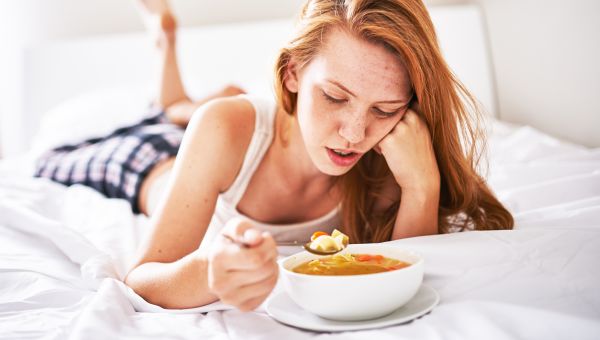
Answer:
[{"left": 35, "top": 0, "right": 514, "bottom": 311}]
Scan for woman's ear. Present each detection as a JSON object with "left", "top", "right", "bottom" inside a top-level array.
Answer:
[{"left": 284, "top": 58, "right": 299, "bottom": 93}]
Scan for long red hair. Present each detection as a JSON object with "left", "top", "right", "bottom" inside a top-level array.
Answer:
[{"left": 274, "top": 0, "right": 513, "bottom": 242}]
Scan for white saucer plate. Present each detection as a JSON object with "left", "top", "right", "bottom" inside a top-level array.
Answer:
[{"left": 265, "top": 285, "right": 439, "bottom": 332}]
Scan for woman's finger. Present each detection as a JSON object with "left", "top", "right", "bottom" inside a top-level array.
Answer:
[
  {"left": 218, "top": 232, "right": 278, "bottom": 271},
  {"left": 222, "top": 255, "right": 278, "bottom": 287},
  {"left": 221, "top": 271, "right": 279, "bottom": 310},
  {"left": 234, "top": 233, "right": 278, "bottom": 270},
  {"left": 401, "top": 109, "right": 418, "bottom": 124},
  {"left": 222, "top": 217, "right": 259, "bottom": 245},
  {"left": 237, "top": 286, "right": 276, "bottom": 312}
]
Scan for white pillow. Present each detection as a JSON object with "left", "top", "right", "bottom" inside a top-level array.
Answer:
[{"left": 30, "top": 86, "right": 154, "bottom": 158}]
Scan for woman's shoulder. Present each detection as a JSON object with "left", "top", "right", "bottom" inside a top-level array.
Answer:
[
  {"left": 190, "top": 95, "right": 257, "bottom": 145},
  {"left": 192, "top": 95, "right": 256, "bottom": 132},
  {"left": 184, "top": 96, "right": 257, "bottom": 191}
]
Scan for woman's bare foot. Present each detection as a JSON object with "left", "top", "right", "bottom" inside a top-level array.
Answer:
[
  {"left": 137, "top": 0, "right": 177, "bottom": 49},
  {"left": 215, "top": 85, "right": 246, "bottom": 98},
  {"left": 163, "top": 84, "right": 247, "bottom": 127}
]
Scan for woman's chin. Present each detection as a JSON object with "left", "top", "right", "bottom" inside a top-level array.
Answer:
[{"left": 314, "top": 160, "right": 353, "bottom": 176}]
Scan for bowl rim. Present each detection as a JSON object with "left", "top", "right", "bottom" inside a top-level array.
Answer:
[{"left": 280, "top": 244, "right": 424, "bottom": 279}]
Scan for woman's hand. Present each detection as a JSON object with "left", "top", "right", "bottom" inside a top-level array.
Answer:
[
  {"left": 376, "top": 104, "right": 441, "bottom": 238},
  {"left": 207, "top": 218, "right": 279, "bottom": 311},
  {"left": 376, "top": 105, "right": 440, "bottom": 194}
]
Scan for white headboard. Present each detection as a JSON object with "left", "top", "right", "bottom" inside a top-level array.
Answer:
[{"left": 7, "top": 4, "right": 495, "bottom": 156}]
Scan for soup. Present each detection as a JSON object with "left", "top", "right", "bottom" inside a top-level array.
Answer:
[{"left": 292, "top": 253, "right": 411, "bottom": 276}]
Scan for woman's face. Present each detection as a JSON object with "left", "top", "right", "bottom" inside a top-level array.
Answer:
[{"left": 285, "top": 27, "right": 413, "bottom": 176}]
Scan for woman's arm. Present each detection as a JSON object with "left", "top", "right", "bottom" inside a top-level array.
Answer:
[
  {"left": 373, "top": 175, "right": 439, "bottom": 240},
  {"left": 125, "top": 250, "right": 215, "bottom": 308},
  {"left": 125, "top": 97, "right": 260, "bottom": 309},
  {"left": 377, "top": 108, "right": 441, "bottom": 239},
  {"left": 126, "top": 222, "right": 278, "bottom": 310},
  {"left": 391, "top": 183, "right": 439, "bottom": 240}
]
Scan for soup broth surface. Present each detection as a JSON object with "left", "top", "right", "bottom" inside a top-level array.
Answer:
[{"left": 292, "top": 253, "right": 410, "bottom": 276}]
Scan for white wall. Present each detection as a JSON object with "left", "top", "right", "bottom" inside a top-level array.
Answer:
[
  {"left": 0, "top": 0, "right": 306, "bottom": 40},
  {"left": 0, "top": 0, "right": 306, "bottom": 158},
  {"left": 477, "top": 0, "right": 600, "bottom": 147},
  {"left": 431, "top": 0, "right": 600, "bottom": 147},
  {"left": 1, "top": 0, "right": 599, "bottom": 158}
]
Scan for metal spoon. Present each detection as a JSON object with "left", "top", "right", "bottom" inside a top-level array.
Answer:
[
  {"left": 222, "top": 234, "right": 251, "bottom": 248},
  {"left": 222, "top": 235, "right": 305, "bottom": 248},
  {"left": 302, "top": 240, "right": 346, "bottom": 256},
  {"left": 223, "top": 234, "right": 345, "bottom": 256}
]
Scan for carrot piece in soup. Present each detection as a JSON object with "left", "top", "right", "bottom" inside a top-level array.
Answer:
[
  {"left": 388, "top": 263, "right": 409, "bottom": 271},
  {"left": 311, "top": 231, "right": 328, "bottom": 241},
  {"left": 356, "top": 254, "right": 372, "bottom": 262}
]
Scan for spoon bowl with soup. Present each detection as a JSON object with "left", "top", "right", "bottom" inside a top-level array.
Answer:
[{"left": 303, "top": 229, "right": 349, "bottom": 255}]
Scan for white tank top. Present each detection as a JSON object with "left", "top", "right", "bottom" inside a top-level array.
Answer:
[
  {"left": 198, "top": 95, "right": 340, "bottom": 252},
  {"left": 146, "top": 95, "right": 340, "bottom": 253}
]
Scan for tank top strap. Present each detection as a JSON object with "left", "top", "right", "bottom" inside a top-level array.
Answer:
[{"left": 220, "top": 95, "right": 276, "bottom": 206}]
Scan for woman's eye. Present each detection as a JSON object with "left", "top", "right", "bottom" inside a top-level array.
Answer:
[
  {"left": 322, "top": 91, "right": 347, "bottom": 104},
  {"left": 373, "top": 107, "right": 398, "bottom": 117},
  {"left": 373, "top": 104, "right": 410, "bottom": 118}
]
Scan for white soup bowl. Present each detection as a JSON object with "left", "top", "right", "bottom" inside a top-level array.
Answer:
[{"left": 279, "top": 243, "right": 424, "bottom": 321}]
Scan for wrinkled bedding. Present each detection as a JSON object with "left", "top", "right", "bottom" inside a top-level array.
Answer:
[{"left": 1, "top": 120, "right": 599, "bottom": 339}]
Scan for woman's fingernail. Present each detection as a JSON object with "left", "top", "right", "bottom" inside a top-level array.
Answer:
[{"left": 243, "top": 229, "right": 262, "bottom": 244}]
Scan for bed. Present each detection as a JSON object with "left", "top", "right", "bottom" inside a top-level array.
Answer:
[{"left": 1, "top": 4, "right": 599, "bottom": 339}]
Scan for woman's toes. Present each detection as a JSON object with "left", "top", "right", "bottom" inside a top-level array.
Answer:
[
  {"left": 160, "top": 12, "right": 177, "bottom": 32},
  {"left": 137, "top": 0, "right": 177, "bottom": 50},
  {"left": 137, "top": 0, "right": 176, "bottom": 33},
  {"left": 138, "top": 0, "right": 170, "bottom": 15}
]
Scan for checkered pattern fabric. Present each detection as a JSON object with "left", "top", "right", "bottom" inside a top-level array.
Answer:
[{"left": 33, "top": 112, "right": 184, "bottom": 213}]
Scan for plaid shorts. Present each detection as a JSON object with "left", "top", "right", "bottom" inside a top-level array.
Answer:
[{"left": 33, "top": 111, "right": 184, "bottom": 213}]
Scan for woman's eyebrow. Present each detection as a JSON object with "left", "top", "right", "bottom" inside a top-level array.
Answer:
[
  {"left": 376, "top": 99, "right": 406, "bottom": 104},
  {"left": 326, "top": 79, "right": 357, "bottom": 97},
  {"left": 376, "top": 92, "right": 414, "bottom": 105},
  {"left": 376, "top": 99, "right": 411, "bottom": 105},
  {"left": 326, "top": 79, "right": 412, "bottom": 104}
]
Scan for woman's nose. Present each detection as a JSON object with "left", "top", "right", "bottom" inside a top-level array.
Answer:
[{"left": 338, "top": 110, "right": 367, "bottom": 144}]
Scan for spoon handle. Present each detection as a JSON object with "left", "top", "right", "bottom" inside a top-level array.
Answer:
[
  {"left": 275, "top": 241, "right": 303, "bottom": 246},
  {"left": 223, "top": 234, "right": 305, "bottom": 247},
  {"left": 221, "top": 234, "right": 250, "bottom": 248}
]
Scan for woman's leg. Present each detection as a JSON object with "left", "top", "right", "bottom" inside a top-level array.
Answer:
[
  {"left": 139, "top": 0, "right": 186, "bottom": 107},
  {"left": 138, "top": 156, "right": 175, "bottom": 216},
  {"left": 138, "top": 0, "right": 245, "bottom": 128},
  {"left": 136, "top": 1, "right": 244, "bottom": 215}
]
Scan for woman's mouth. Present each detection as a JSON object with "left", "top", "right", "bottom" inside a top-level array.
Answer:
[{"left": 326, "top": 148, "right": 362, "bottom": 167}]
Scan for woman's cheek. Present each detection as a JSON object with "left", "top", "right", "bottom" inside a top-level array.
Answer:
[
  {"left": 381, "top": 116, "right": 402, "bottom": 136},
  {"left": 308, "top": 107, "right": 333, "bottom": 139},
  {"left": 297, "top": 108, "right": 324, "bottom": 148},
  {"left": 366, "top": 122, "right": 388, "bottom": 144}
]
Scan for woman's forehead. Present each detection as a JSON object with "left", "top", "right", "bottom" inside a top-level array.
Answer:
[{"left": 306, "top": 27, "right": 411, "bottom": 98}]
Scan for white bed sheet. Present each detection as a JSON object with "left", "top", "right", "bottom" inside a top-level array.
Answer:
[{"left": 1, "top": 120, "right": 600, "bottom": 339}]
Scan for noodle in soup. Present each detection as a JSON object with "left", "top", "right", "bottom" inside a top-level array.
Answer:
[{"left": 292, "top": 253, "right": 410, "bottom": 276}]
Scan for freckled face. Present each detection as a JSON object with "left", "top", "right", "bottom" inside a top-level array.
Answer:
[{"left": 285, "top": 28, "right": 413, "bottom": 176}]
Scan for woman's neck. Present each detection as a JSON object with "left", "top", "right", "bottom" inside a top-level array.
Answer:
[{"left": 272, "top": 109, "right": 336, "bottom": 194}]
